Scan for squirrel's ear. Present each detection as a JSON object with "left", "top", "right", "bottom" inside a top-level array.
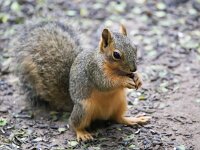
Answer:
[
  {"left": 120, "top": 24, "right": 127, "bottom": 36},
  {"left": 101, "top": 28, "right": 112, "bottom": 48}
]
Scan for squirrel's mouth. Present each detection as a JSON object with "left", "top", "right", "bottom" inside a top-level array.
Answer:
[
  {"left": 116, "top": 69, "right": 134, "bottom": 78},
  {"left": 127, "top": 72, "right": 134, "bottom": 78}
]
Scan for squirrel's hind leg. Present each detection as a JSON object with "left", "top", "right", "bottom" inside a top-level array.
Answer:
[
  {"left": 69, "top": 103, "right": 93, "bottom": 141},
  {"left": 116, "top": 116, "right": 151, "bottom": 125},
  {"left": 112, "top": 94, "right": 151, "bottom": 125}
]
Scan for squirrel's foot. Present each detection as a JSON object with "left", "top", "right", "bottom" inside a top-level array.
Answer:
[
  {"left": 118, "top": 116, "right": 151, "bottom": 125},
  {"left": 76, "top": 129, "right": 93, "bottom": 142}
]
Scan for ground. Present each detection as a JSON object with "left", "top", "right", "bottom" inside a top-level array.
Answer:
[{"left": 0, "top": 0, "right": 200, "bottom": 149}]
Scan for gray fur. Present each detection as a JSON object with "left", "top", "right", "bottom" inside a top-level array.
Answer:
[
  {"left": 112, "top": 32, "right": 137, "bottom": 71},
  {"left": 15, "top": 20, "right": 82, "bottom": 111}
]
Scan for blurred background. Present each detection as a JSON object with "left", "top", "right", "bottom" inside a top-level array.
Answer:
[{"left": 0, "top": 0, "right": 200, "bottom": 149}]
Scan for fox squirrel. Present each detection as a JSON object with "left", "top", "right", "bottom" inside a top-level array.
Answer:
[{"left": 15, "top": 20, "right": 150, "bottom": 141}]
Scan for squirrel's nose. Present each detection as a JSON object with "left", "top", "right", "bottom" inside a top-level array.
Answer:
[{"left": 130, "top": 67, "right": 137, "bottom": 72}]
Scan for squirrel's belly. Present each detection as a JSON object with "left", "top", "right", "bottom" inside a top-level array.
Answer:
[{"left": 83, "top": 88, "right": 127, "bottom": 121}]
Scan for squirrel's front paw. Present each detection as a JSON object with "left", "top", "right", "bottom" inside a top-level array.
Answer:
[
  {"left": 124, "top": 77, "right": 136, "bottom": 89},
  {"left": 132, "top": 73, "right": 142, "bottom": 90}
]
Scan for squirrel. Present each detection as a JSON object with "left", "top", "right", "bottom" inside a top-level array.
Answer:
[{"left": 15, "top": 20, "right": 150, "bottom": 141}]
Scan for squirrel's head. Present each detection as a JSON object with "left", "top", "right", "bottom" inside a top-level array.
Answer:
[{"left": 99, "top": 25, "right": 137, "bottom": 76}]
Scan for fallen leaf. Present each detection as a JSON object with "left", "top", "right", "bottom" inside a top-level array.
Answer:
[
  {"left": 175, "top": 145, "right": 185, "bottom": 150},
  {"left": 138, "top": 95, "right": 147, "bottom": 100},
  {"left": 90, "top": 147, "right": 101, "bottom": 150},
  {"left": 129, "top": 144, "right": 136, "bottom": 148},
  {"left": 80, "top": 8, "right": 89, "bottom": 17},
  {"left": 32, "top": 137, "right": 42, "bottom": 142},
  {"left": 132, "top": 7, "right": 142, "bottom": 14},
  {"left": 155, "top": 11, "right": 166, "bottom": 18},
  {"left": 68, "top": 141, "right": 78, "bottom": 147},
  {"left": 0, "top": 13, "right": 9, "bottom": 23},
  {"left": 0, "top": 118, "right": 7, "bottom": 126},
  {"left": 66, "top": 10, "right": 77, "bottom": 16},
  {"left": 156, "top": 2, "right": 166, "bottom": 10},
  {"left": 58, "top": 127, "right": 66, "bottom": 133},
  {"left": 11, "top": 1, "right": 21, "bottom": 12}
]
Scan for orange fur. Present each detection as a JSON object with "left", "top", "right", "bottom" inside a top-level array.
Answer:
[
  {"left": 77, "top": 88, "right": 127, "bottom": 130},
  {"left": 103, "top": 61, "right": 130, "bottom": 88}
]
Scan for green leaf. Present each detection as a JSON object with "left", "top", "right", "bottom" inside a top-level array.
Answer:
[
  {"left": 58, "top": 127, "right": 66, "bottom": 133},
  {"left": 184, "top": 41, "right": 199, "bottom": 49},
  {"left": 140, "top": 15, "right": 148, "bottom": 22},
  {"left": 117, "top": 127, "right": 122, "bottom": 131},
  {"left": 37, "top": 0, "right": 45, "bottom": 5},
  {"left": 11, "top": 1, "right": 21, "bottom": 12},
  {"left": 68, "top": 141, "right": 78, "bottom": 147},
  {"left": 0, "top": 13, "right": 9, "bottom": 23},
  {"left": 90, "top": 147, "right": 101, "bottom": 150},
  {"left": 0, "top": 118, "right": 7, "bottom": 126},
  {"left": 176, "top": 145, "right": 185, "bottom": 150},
  {"left": 80, "top": 8, "right": 89, "bottom": 17},
  {"left": 188, "top": 8, "right": 197, "bottom": 15},
  {"left": 129, "top": 144, "right": 136, "bottom": 148},
  {"left": 66, "top": 10, "right": 77, "bottom": 16},
  {"left": 147, "top": 50, "right": 157, "bottom": 57},
  {"left": 156, "top": 2, "right": 166, "bottom": 10},
  {"left": 155, "top": 11, "right": 166, "bottom": 18},
  {"left": 132, "top": 7, "right": 142, "bottom": 14}
]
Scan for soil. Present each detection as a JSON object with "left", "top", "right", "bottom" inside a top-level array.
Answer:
[{"left": 0, "top": 0, "right": 200, "bottom": 149}]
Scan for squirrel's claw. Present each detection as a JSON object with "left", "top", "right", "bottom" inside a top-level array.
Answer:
[
  {"left": 76, "top": 130, "right": 93, "bottom": 142},
  {"left": 132, "top": 73, "right": 142, "bottom": 90},
  {"left": 125, "top": 73, "right": 142, "bottom": 89},
  {"left": 125, "top": 78, "right": 136, "bottom": 89}
]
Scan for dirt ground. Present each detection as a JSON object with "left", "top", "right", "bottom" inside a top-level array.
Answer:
[{"left": 0, "top": 0, "right": 200, "bottom": 149}]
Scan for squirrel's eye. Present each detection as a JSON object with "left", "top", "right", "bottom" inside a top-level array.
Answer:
[{"left": 112, "top": 50, "right": 122, "bottom": 60}]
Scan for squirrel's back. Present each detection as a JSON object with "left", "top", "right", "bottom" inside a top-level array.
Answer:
[{"left": 15, "top": 20, "right": 82, "bottom": 111}]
